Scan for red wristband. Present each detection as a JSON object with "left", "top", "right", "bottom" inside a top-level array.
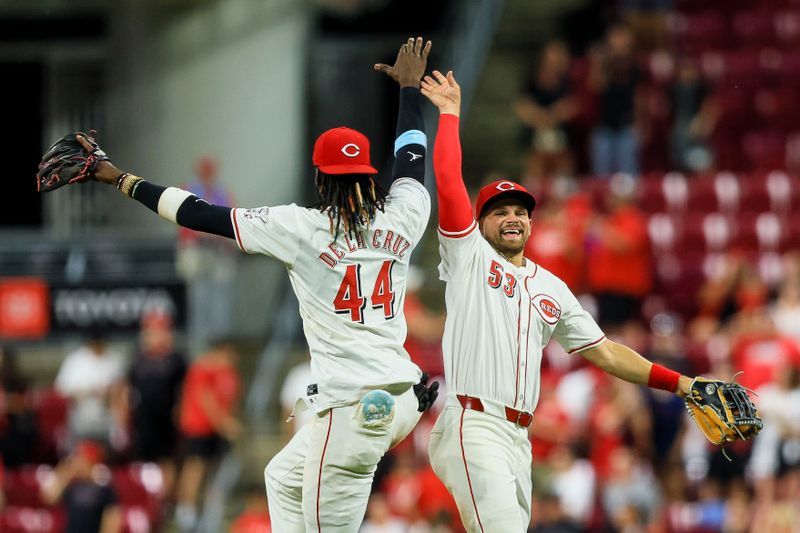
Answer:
[{"left": 648, "top": 363, "right": 681, "bottom": 392}]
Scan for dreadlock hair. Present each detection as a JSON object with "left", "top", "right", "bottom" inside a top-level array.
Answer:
[{"left": 313, "top": 169, "right": 387, "bottom": 240}]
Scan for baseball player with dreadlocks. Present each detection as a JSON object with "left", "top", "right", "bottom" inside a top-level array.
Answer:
[
  {"left": 417, "top": 70, "right": 761, "bottom": 531},
  {"left": 68, "top": 36, "right": 439, "bottom": 531}
]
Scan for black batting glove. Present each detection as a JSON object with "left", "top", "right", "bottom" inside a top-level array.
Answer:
[{"left": 413, "top": 372, "right": 440, "bottom": 413}]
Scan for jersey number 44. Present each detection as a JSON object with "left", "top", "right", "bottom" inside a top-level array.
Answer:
[{"left": 333, "top": 259, "right": 396, "bottom": 323}]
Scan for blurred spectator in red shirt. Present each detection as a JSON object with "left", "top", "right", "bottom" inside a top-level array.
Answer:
[
  {"left": 515, "top": 40, "right": 578, "bottom": 191},
  {"left": 525, "top": 195, "right": 586, "bottom": 292},
  {"left": 175, "top": 338, "right": 241, "bottom": 532},
  {"left": 229, "top": 486, "right": 271, "bottom": 533},
  {"left": 729, "top": 305, "right": 800, "bottom": 392},
  {"left": 585, "top": 174, "right": 652, "bottom": 329}
]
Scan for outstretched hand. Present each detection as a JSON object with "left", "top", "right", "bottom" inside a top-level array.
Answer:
[
  {"left": 420, "top": 70, "right": 461, "bottom": 117},
  {"left": 76, "top": 135, "right": 121, "bottom": 185},
  {"left": 374, "top": 36, "right": 432, "bottom": 88}
]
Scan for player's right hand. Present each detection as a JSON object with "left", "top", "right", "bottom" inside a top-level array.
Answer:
[
  {"left": 421, "top": 70, "right": 461, "bottom": 117},
  {"left": 374, "top": 36, "right": 432, "bottom": 88}
]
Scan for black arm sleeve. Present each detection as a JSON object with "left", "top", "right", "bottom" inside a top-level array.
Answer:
[
  {"left": 131, "top": 181, "right": 235, "bottom": 239},
  {"left": 389, "top": 87, "right": 427, "bottom": 186}
]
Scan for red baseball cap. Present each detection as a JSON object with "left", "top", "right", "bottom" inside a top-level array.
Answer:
[
  {"left": 475, "top": 179, "right": 537, "bottom": 218},
  {"left": 312, "top": 127, "right": 378, "bottom": 175}
]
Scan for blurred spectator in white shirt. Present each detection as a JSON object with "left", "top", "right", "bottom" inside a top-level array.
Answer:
[{"left": 55, "top": 330, "right": 126, "bottom": 448}]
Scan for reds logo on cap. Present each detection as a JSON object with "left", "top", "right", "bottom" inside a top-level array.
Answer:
[
  {"left": 341, "top": 143, "right": 361, "bottom": 157},
  {"left": 532, "top": 294, "right": 561, "bottom": 325},
  {"left": 312, "top": 127, "right": 378, "bottom": 176},
  {"left": 475, "top": 179, "right": 537, "bottom": 218}
]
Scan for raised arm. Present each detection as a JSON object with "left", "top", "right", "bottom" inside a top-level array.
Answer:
[
  {"left": 374, "top": 36, "right": 431, "bottom": 187},
  {"left": 421, "top": 70, "right": 474, "bottom": 234},
  {"left": 78, "top": 136, "right": 235, "bottom": 239}
]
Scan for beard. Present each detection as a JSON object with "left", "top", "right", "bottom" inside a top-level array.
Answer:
[{"left": 487, "top": 233, "right": 527, "bottom": 257}]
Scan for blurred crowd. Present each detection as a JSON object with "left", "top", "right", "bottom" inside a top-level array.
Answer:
[{"left": 0, "top": 312, "right": 243, "bottom": 533}]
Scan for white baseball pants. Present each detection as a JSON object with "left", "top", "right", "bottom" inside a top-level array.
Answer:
[
  {"left": 428, "top": 394, "right": 533, "bottom": 532},
  {"left": 265, "top": 386, "right": 421, "bottom": 532}
]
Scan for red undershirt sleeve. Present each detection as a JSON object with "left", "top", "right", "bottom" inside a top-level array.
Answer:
[{"left": 434, "top": 114, "right": 475, "bottom": 235}]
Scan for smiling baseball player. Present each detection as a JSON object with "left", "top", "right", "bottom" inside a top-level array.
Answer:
[
  {"left": 419, "top": 70, "right": 701, "bottom": 531},
  {"left": 50, "top": 37, "right": 440, "bottom": 532}
]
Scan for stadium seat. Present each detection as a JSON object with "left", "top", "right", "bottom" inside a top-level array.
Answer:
[
  {"left": 669, "top": 12, "right": 729, "bottom": 53},
  {"left": 2, "top": 466, "right": 52, "bottom": 508},
  {"left": 0, "top": 506, "right": 65, "bottom": 533},
  {"left": 655, "top": 252, "right": 706, "bottom": 318},
  {"left": 741, "top": 130, "right": 787, "bottom": 171},
  {"left": 31, "top": 389, "right": 67, "bottom": 464},
  {"left": 639, "top": 177, "right": 669, "bottom": 213},
  {"left": 112, "top": 463, "right": 164, "bottom": 527},
  {"left": 739, "top": 175, "right": 775, "bottom": 213},
  {"left": 648, "top": 213, "right": 678, "bottom": 251},
  {"left": 122, "top": 506, "right": 152, "bottom": 533},
  {"left": 775, "top": 10, "right": 800, "bottom": 47},
  {"left": 733, "top": 10, "right": 778, "bottom": 48},
  {"left": 686, "top": 178, "right": 721, "bottom": 213}
]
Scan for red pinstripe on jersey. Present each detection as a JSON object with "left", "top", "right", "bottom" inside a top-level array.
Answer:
[
  {"left": 513, "top": 289, "right": 522, "bottom": 409},
  {"left": 522, "top": 275, "right": 534, "bottom": 408},
  {"left": 316, "top": 410, "right": 333, "bottom": 532},
  {"left": 459, "top": 408, "right": 485, "bottom": 532}
]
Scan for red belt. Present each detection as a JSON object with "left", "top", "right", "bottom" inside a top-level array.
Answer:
[{"left": 456, "top": 394, "right": 533, "bottom": 428}]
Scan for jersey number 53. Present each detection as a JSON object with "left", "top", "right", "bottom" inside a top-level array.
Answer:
[{"left": 333, "top": 260, "right": 396, "bottom": 323}]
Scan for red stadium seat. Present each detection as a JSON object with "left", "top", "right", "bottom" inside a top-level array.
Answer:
[
  {"left": 2, "top": 466, "right": 53, "bottom": 508},
  {"left": 741, "top": 130, "right": 787, "bottom": 171},
  {"left": 0, "top": 506, "right": 65, "bottom": 533},
  {"left": 640, "top": 181, "right": 667, "bottom": 213},
  {"left": 686, "top": 178, "right": 720, "bottom": 213},
  {"left": 669, "top": 12, "right": 729, "bottom": 53},
  {"left": 122, "top": 506, "right": 152, "bottom": 533},
  {"left": 112, "top": 463, "right": 164, "bottom": 527},
  {"left": 30, "top": 389, "right": 68, "bottom": 464},
  {"left": 753, "top": 86, "right": 800, "bottom": 132},
  {"left": 738, "top": 178, "right": 774, "bottom": 213},
  {"left": 720, "top": 50, "right": 763, "bottom": 87},
  {"left": 655, "top": 252, "right": 706, "bottom": 319},
  {"left": 648, "top": 213, "right": 678, "bottom": 251},
  {"left": 775, "top": 10, "right": 800, "bottom": 47},
  {"left": 733, "top": 11, "right": 778, "bottom": 48}
]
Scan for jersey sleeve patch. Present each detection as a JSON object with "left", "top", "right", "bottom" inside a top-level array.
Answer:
[
  {"left": 532, "top": 293, "right": 562, "bottom": 325},
  {"left": 230, "top": 204, "right": 300, "bottom": 265}
]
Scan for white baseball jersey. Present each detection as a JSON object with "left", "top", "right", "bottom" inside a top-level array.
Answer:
[
  {"left": 438, "top": 222, "right": 606, "bottom": 414},
  {"left": 231, "top": 178, "right": 430, "bottom": 412}
]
